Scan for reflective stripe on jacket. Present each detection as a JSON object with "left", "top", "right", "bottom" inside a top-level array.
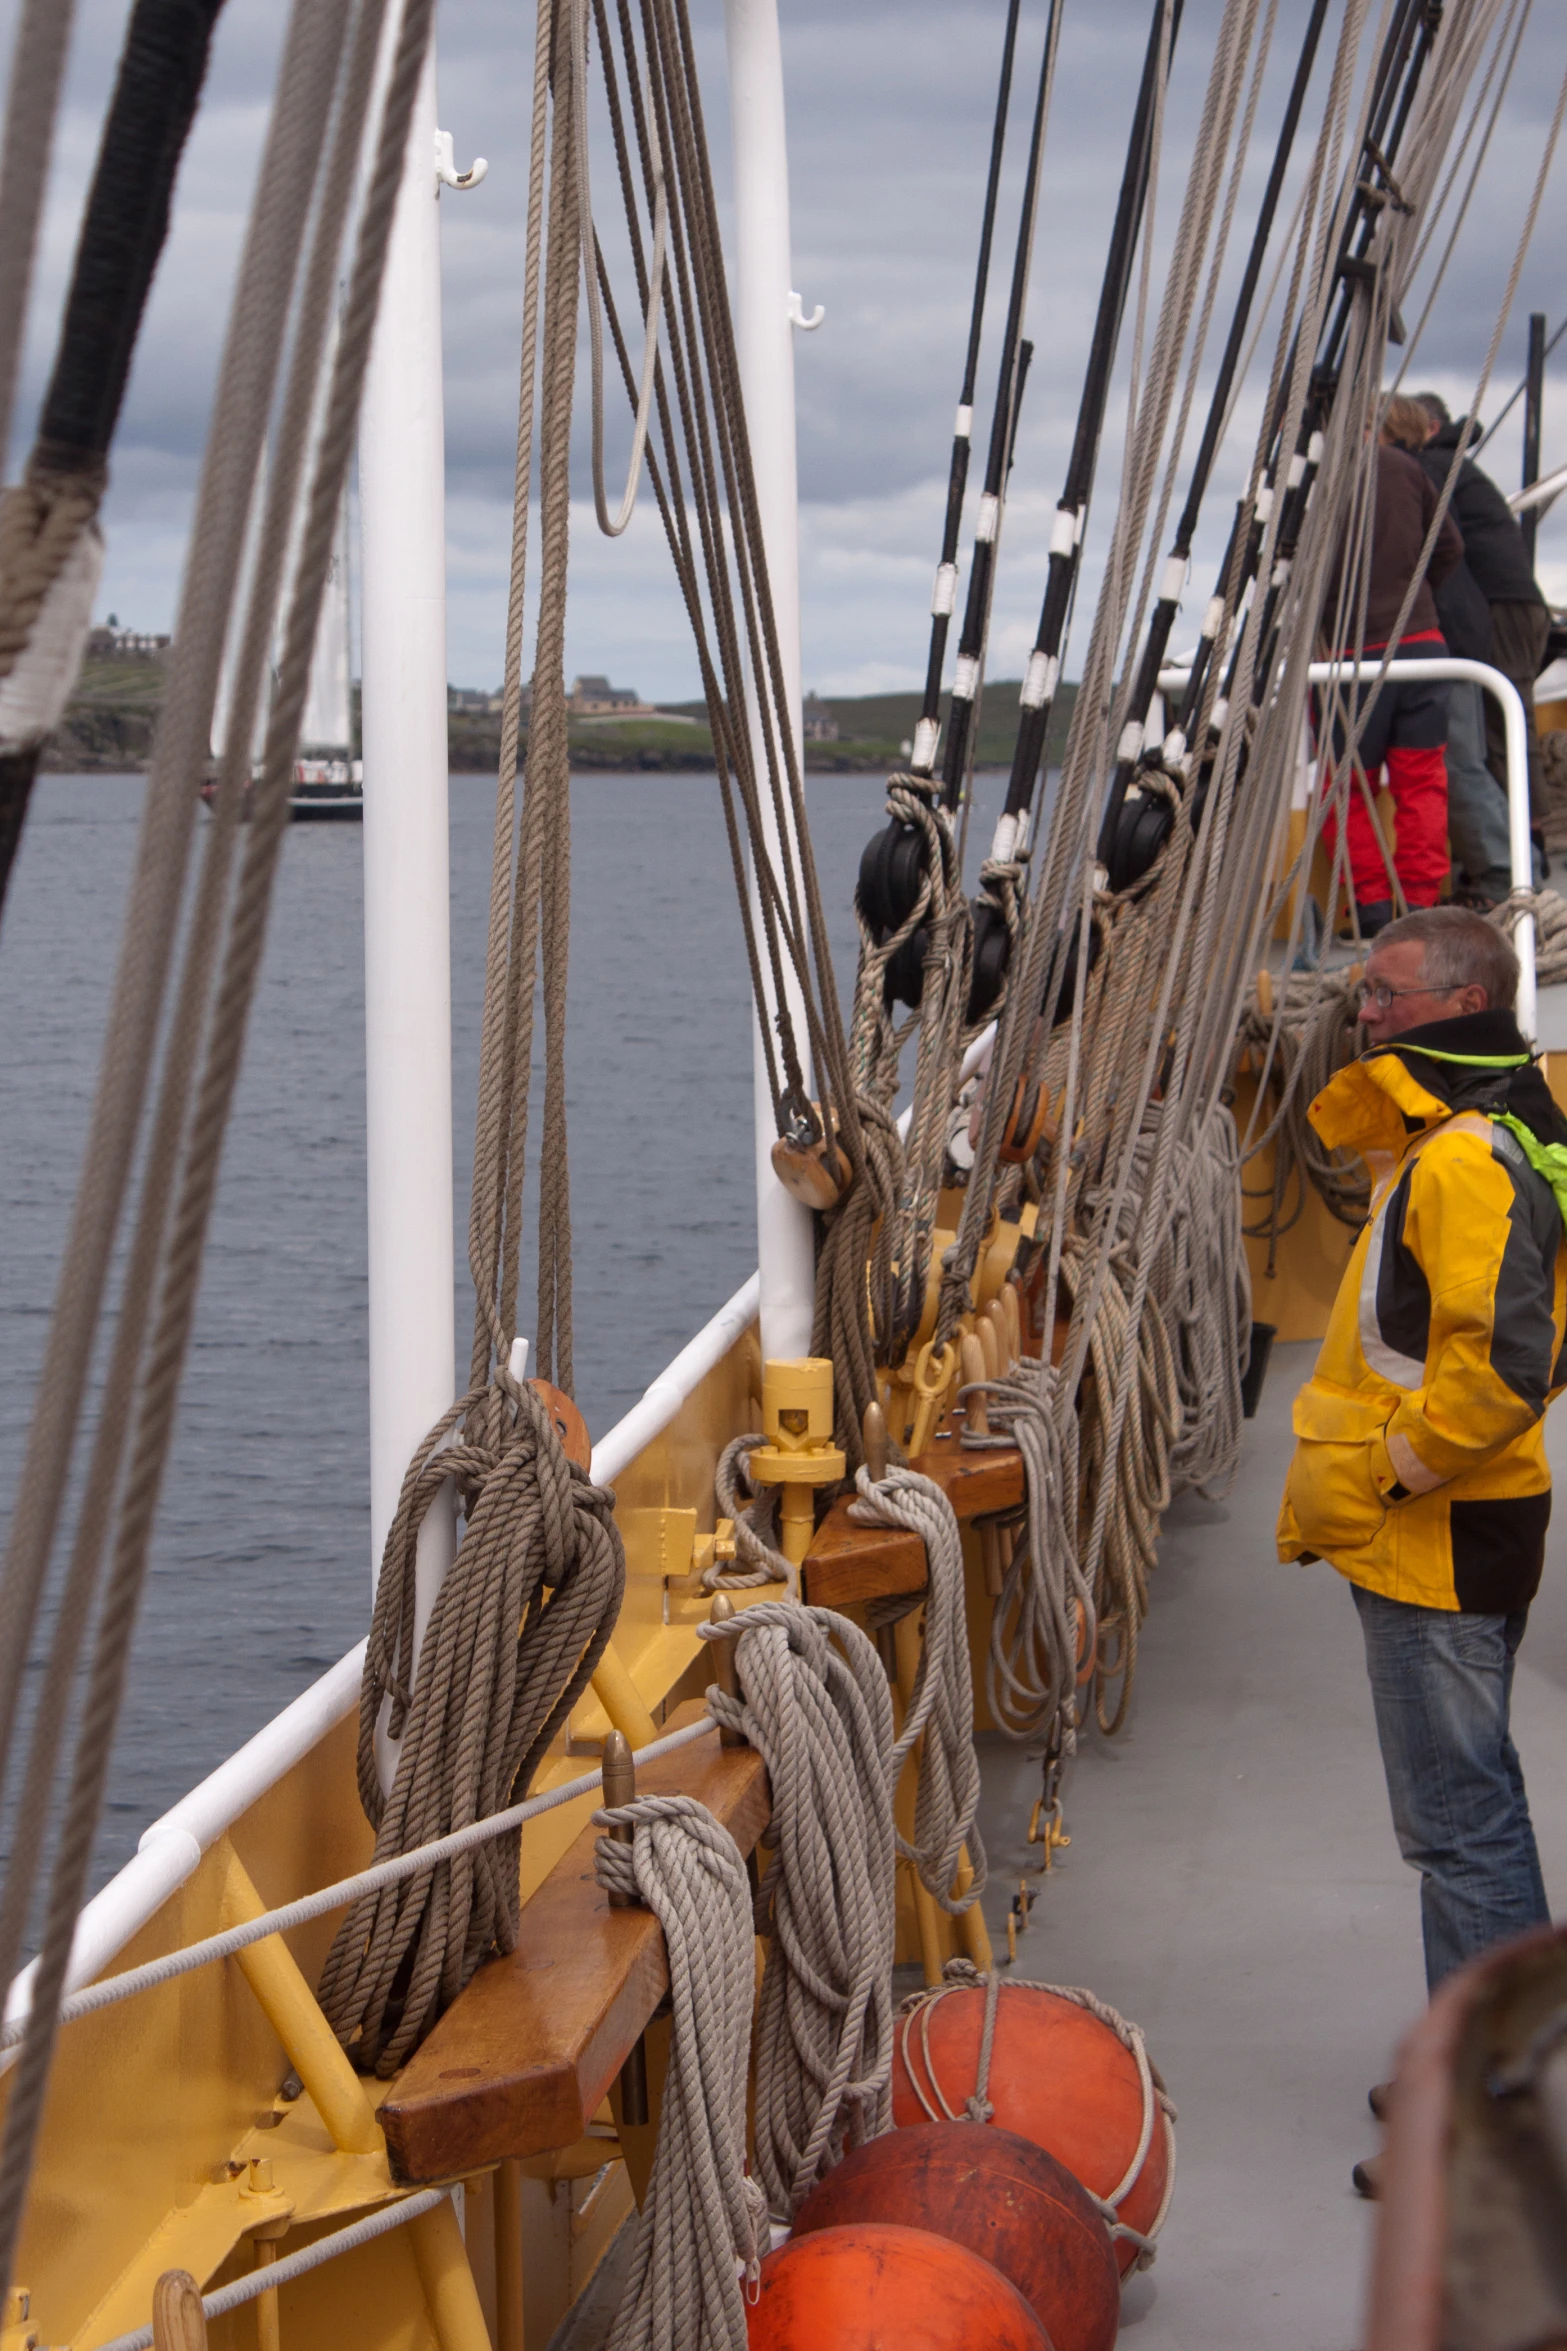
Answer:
[{"left": 1276, "top": 1011, "right": 1567, "bottom": 1612}]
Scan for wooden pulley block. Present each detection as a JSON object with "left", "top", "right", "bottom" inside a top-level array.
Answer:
[
  {"left": 999, "top": 1074, "right": 1053, "bottom": 1165},
  {"left": 530, "top": 1379, "right": 591, "bottom": 1468},
  {"left": 771, "top": 1101, "right": 853, "bottom": 1210}
]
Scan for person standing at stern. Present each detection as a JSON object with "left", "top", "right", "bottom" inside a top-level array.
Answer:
[{"left": 1276, "top": 907, "right": 1567, "bottom": 2193}]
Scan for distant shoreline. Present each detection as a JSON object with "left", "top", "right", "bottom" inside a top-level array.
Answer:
[{"left": 43, "top": 662, "right": 1077, "bottom": 777}]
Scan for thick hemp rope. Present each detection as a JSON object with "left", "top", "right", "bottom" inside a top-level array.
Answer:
[
  {"left": 322, "top": 0, "right": 635, "bottom": 2078},
  {"left": 0, "top": 0, "right": 419, "bottom": 2291},
  {"left": 850, "top": 1465, "right": 986, "bottom": 1914},
  {"left": 319, "top": 1378, "right": 624, "bottom": 2073},
  {"left": 897, "top": 1960, "right": 1177, "bottom": 2269},
  {"left": 971, "top": 1367, "right": 1092, "bottom": 1749},
  {"left": 708, "top": 1436, "right": 790, "bottom": 1592},
  {"left": 595, "top": 1795, "right": 767, "bottom": 2351},
  {"left": 701, "top": 1603, "right": 897, "bottom": 2218}
]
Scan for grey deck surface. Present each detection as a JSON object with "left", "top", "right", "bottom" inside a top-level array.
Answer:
[{"left": 968, "top": 1338, "right": 1567, "bottom": 2351}]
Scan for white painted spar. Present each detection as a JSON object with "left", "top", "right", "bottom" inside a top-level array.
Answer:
[
  {"left": 4, "top": 1268, "right": 770, "bottom": 2039},
  {"left": 1156, "top": 656, "right": 1538, "bottom": 1038},
  {"left": 723, "top": 0, "right": 816, "bottom": 1365},
  {"left": 359, "top": 26, "right": 456, "bottom": 1757}
]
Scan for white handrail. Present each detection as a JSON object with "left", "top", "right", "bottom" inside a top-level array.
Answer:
[
  {"left": 1154, "top": 656, "right": 1538, "bottom": 1038},
  {"left": 1509, "top": 460, "right": 1567, "bottom": 516}
]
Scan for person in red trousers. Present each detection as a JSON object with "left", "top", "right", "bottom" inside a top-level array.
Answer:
[{"left": 1318, "top": 395, "right": 1465, "bottom": 935}]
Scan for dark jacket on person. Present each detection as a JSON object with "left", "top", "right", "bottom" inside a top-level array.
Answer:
[
  {"left": 1329, "top": 443, "right": 1464, "bottom": 647},
  {"left": 1419, "top": 421, "right": 1544, "bottom": 611}
]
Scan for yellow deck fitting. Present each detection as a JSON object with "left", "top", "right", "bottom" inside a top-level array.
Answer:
[{"left": 743, "top": 1358, "right": 846, "bottom": 1591}]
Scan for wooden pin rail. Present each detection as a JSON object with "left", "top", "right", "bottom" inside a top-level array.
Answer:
[
  {"left": 379, "top": 1703, "right": 770, "bottom": 2184},
  {"left": 801, "top": 1413, "right": 1025, "bottom": 1612}
]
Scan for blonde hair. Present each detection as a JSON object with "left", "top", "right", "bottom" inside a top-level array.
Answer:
[{"left": 1380, "top": 393, "right": 1433, "bottom": 452}]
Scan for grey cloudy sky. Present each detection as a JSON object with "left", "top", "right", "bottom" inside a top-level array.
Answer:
[{"left": 9, "top": 0, "right": 1567, "bottom": 699}]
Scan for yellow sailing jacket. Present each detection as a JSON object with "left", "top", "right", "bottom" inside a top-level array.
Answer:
[{"left": 1277, "top": 1010, "right": 1567, "bottom": 1612}]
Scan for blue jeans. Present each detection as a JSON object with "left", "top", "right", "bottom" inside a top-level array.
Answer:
[{"left": 1352, "top": 1584, "right": 1549, "bottom": 1991}]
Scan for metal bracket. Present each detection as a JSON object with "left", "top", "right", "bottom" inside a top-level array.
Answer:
[{"left": 787, "top": 289, "right": 824, "bottom": 332}]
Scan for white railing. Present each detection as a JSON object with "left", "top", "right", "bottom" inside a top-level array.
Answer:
[
  {"left": 1155, "top": 656, "right": 1537, "bottom": 1038},
  {"left": 5, "top": 1268, "right": 763, "bottom": 2034}
]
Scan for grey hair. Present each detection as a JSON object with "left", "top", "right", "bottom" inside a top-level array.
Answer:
[{"left": 1375, "top": 905, "right": 1518, "bottom": 1010}]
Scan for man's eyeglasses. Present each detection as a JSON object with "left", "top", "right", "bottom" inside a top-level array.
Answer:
[{"left": 1355, "top": 979, "right": 1449, "bottom": 1012}]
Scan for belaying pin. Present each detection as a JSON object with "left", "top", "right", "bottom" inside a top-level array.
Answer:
[
  {"left": 602, "top": 1730, "right": 650, "bottom": 2126},
  {"left": 707, "top": 1594, "right": 745, "bottom": 1747}
]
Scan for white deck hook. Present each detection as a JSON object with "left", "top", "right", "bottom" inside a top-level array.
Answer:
[
  {"left": 435, "top": 129, "right": 488, "bottom": 192},
  {"left": 788, "top": 289, "right": 824, "bottom": 331}
]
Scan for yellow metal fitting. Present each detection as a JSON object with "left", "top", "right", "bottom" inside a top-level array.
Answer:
[
  {"left": 2, "top": 2288, "right": 37, "bottom": 2351},
  {"left": 908, "top": 1339, "right": 958, "bottom": 1458},
  {"left": 744, "top": 1358, "right": 846, "bottom": 1586},
  {"left": 1027, "top": 1796, "right": 1071, "bottom": 1870}
]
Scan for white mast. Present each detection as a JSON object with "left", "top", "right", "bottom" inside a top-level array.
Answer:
[
  {"left": 359, "top": 29, "right": 455, "bottom": 1762},
  {"left": 722, "top": 0, "right": 817, "bottom": 1365}
]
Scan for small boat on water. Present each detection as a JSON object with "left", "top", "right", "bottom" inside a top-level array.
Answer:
[{"left": 0, "top": 1, "right": 1563, "bottom": 2348}]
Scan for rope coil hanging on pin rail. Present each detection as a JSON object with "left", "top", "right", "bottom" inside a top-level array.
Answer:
[
  {"left": 319, "top": 1355, "right": 625, "bottom": 2075},
  {"left": 592, "top": 1792, "right": 768, "bottom": 2351},
  {"left": 700, "top": 1600, "right": 898, "bottom": 2218}
]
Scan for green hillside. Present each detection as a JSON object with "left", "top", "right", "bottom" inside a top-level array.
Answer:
[{"left": 43, "top": 656, "right": 1079, "bottom": 777}]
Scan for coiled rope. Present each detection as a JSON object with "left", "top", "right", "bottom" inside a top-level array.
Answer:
[
  {"left": 1493, "top": 885, "right": 1567, "bottom": 987},
  {"left": 702, "top": 1603, "right": 897, "bottom": 2218},
  {"left": 896, "top": 1960, "right": 1177, "bottom": 2270},
  {"left": 974, "top": 1368, "right": 1091, "bottom": 1748},
  {"left": 1235, "top": 968, "right": 1369, "bottom": 1263},
  {"left": 595, "top": 1795, "right": 767, "bottom": 2351},
  {"left": 318, "top": 1380, "right": 625, "bottom": 2074},
  {"left": 850, "top": 1465, "right": 986, "bottom": 1914},
  {"left": 709, "top": 1435, "right": 790, "bottom": 1592},
  {"left": 323, "top": 0, "right": 628, "bottom": 2074}
]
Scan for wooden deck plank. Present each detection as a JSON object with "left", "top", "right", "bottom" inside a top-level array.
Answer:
[{"left": 379, "top": 1702, "right": 770, "bottom": 2183}]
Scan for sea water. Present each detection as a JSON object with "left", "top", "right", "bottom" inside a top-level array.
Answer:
[{"left": 0, "top": 768, "right": 1010, "bottom": 1884}]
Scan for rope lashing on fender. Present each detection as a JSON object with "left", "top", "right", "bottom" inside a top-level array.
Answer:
[
  {"left": 701, "top": 1603, "right": 897, "bottom": 2218},
  {"left": 319, "top": 1376, "right": 624, "bottom": 2074},
  {"left": 708, "top": 1435, "right": 790, "bottom": 1592},
  {"left": 968, "top": 1367, "right": 1092, "bottom": 1748},
  {"left": 850, "top": 1464, "right": 985, "bottom": 1913},
  {"left": 594, "top": 1795, "right": 767, "bottom": 2351},
  {"left": 897, "top": 1959, "right": 1177, "bottom": 2270}
]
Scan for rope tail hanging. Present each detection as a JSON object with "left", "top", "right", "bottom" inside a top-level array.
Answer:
[
  {"left": 595, "top": 1795, "right": 767, "bottom": 2351},
  {"left": 325, "top": 0, "right": 634, "bottom": 2073},
  {"left": 0, "top": 0, "right": 231, "bottom": 917},
  {"left": 0, "top": 0, "right": 448, "bottom": 2298},
  {"left": 701, "top": 1602, "right": 898, "bottom": 2218}
]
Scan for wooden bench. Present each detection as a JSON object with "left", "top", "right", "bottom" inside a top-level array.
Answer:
[
  {"left": 380, "top": 1702, "right": 770, "bottom": 2185},
  {"left": 801, "top": 1414, "right": 1025, "bottom": 1611}
]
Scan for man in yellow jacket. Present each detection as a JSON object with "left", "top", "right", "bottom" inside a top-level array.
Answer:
[{"left": 1279, "top": 906, "right": 1565, "bottom": 2028}]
